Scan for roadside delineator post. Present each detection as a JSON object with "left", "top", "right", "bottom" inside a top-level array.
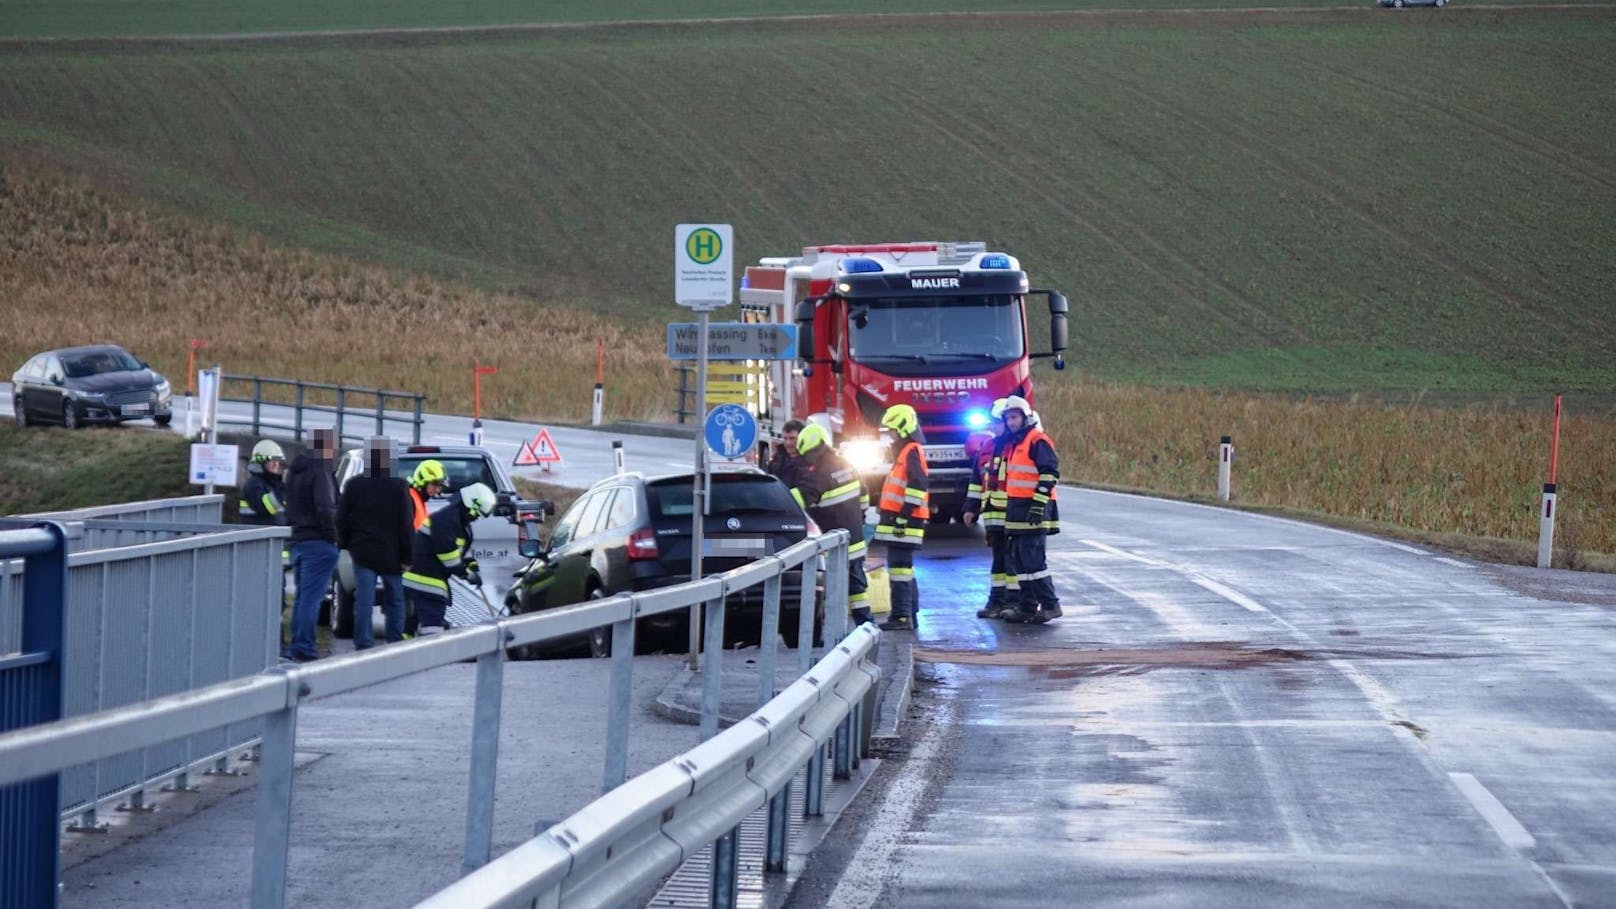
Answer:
[
  {"left": 183, "top": 339, "right": 205, "bottom": 439},
  {"left": 470, "top": 359, "right": 496, "bottom": 446},
  {"left": 1218, "top": 435, "right": 1234, "bottom": 502},
  {"left": 591, "top": 338, "right": 605, "bottom": 427},
  {"left": 1537, "top": 395, "right": 1563, "bottom": 569},
  {"left": 612, "top": 440, "right": 626, "bottom": 475}
]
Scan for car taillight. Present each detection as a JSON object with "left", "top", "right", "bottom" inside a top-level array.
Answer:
[{"left": 628, "top": 527, "right": 660, "bottom": 561}]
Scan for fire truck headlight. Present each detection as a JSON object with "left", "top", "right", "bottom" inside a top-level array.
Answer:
[
  {"left": 840, "top": 439, "right": 890, "bottom": 474},
  {"left": 966, "top": 409, "right": 991, "bottom": 429}
]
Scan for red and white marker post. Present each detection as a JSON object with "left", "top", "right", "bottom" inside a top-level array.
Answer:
[
  {"left": 1218, "top": 435, "right": 1234, "bottom": 502},
  {"left": 470, "top": 358, "right": 497, "bottom": 446},
  {"left": 1537, "top": 395, "right": 1563, "bottom": 569},
  {"left": 183, "top": 338, "right": 205, "bottom": 439}
]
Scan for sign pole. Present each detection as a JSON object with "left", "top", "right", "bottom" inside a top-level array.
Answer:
[
  {"left": 203, "top": 364, "right": 221, "bottom": 496},
  {"left": 689, "top": 308, "right": 710, "bottom": 670}
]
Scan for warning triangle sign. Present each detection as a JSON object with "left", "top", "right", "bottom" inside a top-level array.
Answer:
[
  {"left": 513, "top": 440, "right": 540, "bottom": 467},
  {"left": 529, "top": 429, "right": 563, "bottom": 464}
]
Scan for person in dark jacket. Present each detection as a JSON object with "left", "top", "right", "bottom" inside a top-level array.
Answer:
[
  {"left": 765, "top": 419, "right": 807, "bottom": 490},
  {"left": 789, "top": 424, "right": 872, "bottom": 626},
  {"left": 338, "top": 438, "right": 414, "bottom": 648},
  {"left": 284, "top": 428, "right": 339, "bottom": 661},
  {"left": 405, "top": 482, "right": 495, "bottom": 635}
]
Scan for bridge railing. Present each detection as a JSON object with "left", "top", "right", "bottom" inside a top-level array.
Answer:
[
  {"left": 218, "top": 373, "right": 426, "bottom": 445},
  {"left": 0, "top": 529, "right": 873, "bottom": 909}
]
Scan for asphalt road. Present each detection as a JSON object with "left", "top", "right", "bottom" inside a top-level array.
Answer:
[
  {"left": 0, "top": 381, "right": 701, "bottom": 491},
  {"left": 789, "top": 490, "right": 1616, "bottom": 908}
]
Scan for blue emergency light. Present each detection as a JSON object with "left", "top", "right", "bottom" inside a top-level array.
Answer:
[
  {"left": 839, "top": 257, "right": 884, "bottom": 274},
  {"left": 966, "top": 409, "right": 991, "bottom": 429},
  {"left": 979, "top": 254, "right": 1012, "bottom": 270}
]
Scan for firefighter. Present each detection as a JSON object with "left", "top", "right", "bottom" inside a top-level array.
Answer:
[
  {"left": 240, "top": 440, "right": 288, "bottom": 526},
  {"left": 977, "top": 399, "right": 1020, "bottom": 618},
  {"left": 790, "top": 423, "right": 872, "bottom": 626},
  {"left": 874, "top": 404, "right": 928, "bottom": 631},
  {"left": 961, "top": 424, "right": 1010, "bottom": 618},
  {"left": 403, "top": 481, "right": 494, "bottom": 636},
  {"left": 998, "top": 397, "right": 1062, "bottom": 624},
  {"left": 407, "top": 459, "right": 448, "bottom": 530}
]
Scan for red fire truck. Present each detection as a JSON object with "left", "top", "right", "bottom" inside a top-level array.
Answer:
[{"left": 740, "top": 241, "right": 1069, "bottom": 522}]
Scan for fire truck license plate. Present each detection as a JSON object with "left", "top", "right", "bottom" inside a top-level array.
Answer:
[{"left": 924, "top": 445, "right": 967, "bottom": 463}]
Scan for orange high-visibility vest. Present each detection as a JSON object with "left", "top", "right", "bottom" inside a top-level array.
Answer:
[
  {"left": 880, "top": 440, "right": 931, "bottom": 521},
  {"left": 1004, "top": 429, "right": 1057, "bottom": 501},
  {"left": 409, "top": 486, "right": 431, "bottom": 530}
]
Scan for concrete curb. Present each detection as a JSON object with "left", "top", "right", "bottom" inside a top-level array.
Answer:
[{"left": 872, "top": 639, "right": 914, "bottom": 742}]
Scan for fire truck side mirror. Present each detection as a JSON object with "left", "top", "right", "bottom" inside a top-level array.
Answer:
[
  {"left": 794, "top": 297, "right": 818, "bottom": 361},
  {"left": 1047, "top": 291, "right": 1070, "bottom": 355}
]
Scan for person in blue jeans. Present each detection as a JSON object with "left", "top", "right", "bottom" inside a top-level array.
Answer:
[
  {"left": 284, "top": 428, "right": 340, "bottom": 662},
  {"left": 338, "top": 438, "right": 414, "bottom": 647}
]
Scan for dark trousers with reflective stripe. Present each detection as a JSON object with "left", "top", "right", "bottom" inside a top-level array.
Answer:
[
  {"left": 410, "top": 589, "right": 448, "bottom": 631},
  {"left": 848, "top": 555, "right": 870, "bottom": 622},
  {"left": 887, "top": 543, "right": 919, "bottom": 619},
  {"left": 1007, "top": 531, "right": 1058, "bottom": 608},
  {"left": 986, "top": 528, "right": 1012, "bottom": 605}
]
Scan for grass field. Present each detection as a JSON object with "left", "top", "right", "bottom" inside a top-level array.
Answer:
[
  {"left": 5, "top": 0, "right": 1596, "bottom": 40},
  {"left": 0, "top": 423, "right": 193, "bottom": 513},
  {"left": 1, "top": 9, "right": 1612, "bottom": 393},
  {"left": 4, "top": 162, "right": 1612, "bottom": 558}
]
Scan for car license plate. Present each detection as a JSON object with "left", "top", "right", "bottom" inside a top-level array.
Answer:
[
  {"left": 122, "top": 403, "right": 150, "bottom": 415},
  {"left": 704, "top": 537, "right": 768, "bottom": 557},
  {"left": 924, "top": 445, "right": 967, "bottom": 463}
]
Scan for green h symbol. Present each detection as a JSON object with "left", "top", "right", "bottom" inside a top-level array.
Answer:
[{"left": 687, "top": 228, "right": 722, "bottom": 264}]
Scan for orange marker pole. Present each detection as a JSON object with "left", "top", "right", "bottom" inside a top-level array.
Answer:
[{"left": 184, "top": 339, "right": 205, "bottom": 438}]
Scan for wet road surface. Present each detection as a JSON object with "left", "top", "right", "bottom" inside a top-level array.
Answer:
[{"left": 790, "top": 487, "right": 1616, "bottom": 908}]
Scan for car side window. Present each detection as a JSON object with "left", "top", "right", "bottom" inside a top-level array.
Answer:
[
  {"left": 605, "top": 488, "right": 636, "bottom": 531},
  {"left": 574, "top": 490, "right": 613, "bottom": 539},
  {"left": 23, "top": 357, "right": 44, "bottom": 379},
  {"left": 548, "top": 492, "right": 594, "bottom": 549},
  {"left": 44, "top": 357, "right": 63, "bottom": 383}
]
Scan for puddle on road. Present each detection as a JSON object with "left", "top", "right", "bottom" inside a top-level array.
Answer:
[{"left": 915, "top": 641, "right": 1308, "bottom": 677}]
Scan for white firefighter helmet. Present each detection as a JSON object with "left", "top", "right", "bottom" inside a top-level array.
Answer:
[{"left": 460, "top": 482, "right": 497, "bottom": 519}]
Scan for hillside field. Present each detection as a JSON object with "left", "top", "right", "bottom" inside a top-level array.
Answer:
[{"left": 1, "top": 9, "right": 1612, "bottom": 393}]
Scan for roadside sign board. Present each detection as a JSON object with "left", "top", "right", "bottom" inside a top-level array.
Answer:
[
  {"left": 703, "top": 404, "right": 756, "bottom": 461},
  {"left": 674, "top": 223, "right": 733, "bottom": 310},
  {"left": 666, "top": 323, "right": 797, "bottom": 360},
  {"left": 189, "top": 443, "right": 239, "bottom": 486}
]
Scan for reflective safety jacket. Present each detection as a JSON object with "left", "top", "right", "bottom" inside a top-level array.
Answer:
[
  {"left": 1002, "top": 427, "right": 1060, "bottom": 535},
  {"left": 404, "top": 503, "right": 474, "bottom": 602},
  {"left": 875, "top": 437, "right": 929, "bottom": 546},
  {"left": 970, "top": 433, "right": 1011, "bottom": 530},
  {"left": 791, "top": 445, "right": 869, "bottom": 562},
  {"left": 240, "top": 464, "right": 287, "bottom": 526}
]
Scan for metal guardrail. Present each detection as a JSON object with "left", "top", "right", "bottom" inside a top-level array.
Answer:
[
  {"left": 0, "top": 515, "right": 286, "bottom": 831},
  {"left": 0, "top": 530, "right": 866, "bottom": 909},
  {"left": 219, "top": 373, "right": 426, "bottom": 445},
  {"left": 20, "top": 495, "right": 226, "bottom": 551}
]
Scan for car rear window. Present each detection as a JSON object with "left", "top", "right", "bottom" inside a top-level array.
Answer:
[
  {"left": 398, "top": 455, "right": 497, "bottom": 495},
  {"left": 647, "top": 476, "right": 798, "bottom": 519}
]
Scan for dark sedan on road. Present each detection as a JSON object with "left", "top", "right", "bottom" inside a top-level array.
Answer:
[
  {"left": 506, "top": 469, "right": 823, "bottom": 658},
  {"left": 11, "top": 345, "right": 173, "bottom": 429}
]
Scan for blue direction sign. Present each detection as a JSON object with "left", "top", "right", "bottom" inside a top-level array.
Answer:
[{"left": 703, "top": 404, "right": 756, "bottom": 461}]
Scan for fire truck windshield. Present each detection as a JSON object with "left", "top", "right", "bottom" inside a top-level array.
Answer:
[{"left": 848, "top": 294, "right": 1025, "bottom": 370}]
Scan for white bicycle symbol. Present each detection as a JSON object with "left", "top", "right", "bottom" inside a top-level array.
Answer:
[{"left": 713, "top": 408, "right": 749, "bottom": 427}]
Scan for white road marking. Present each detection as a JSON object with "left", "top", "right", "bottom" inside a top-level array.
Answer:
[
  {"left": 823, "top": 702, "right": 952, "bottom": 909},
  {"left": 1448, "top": 772, "right": 1537, "bottom": 851},
  {"left": 1073, "top": 485, "right": 1431, "bottom": 555}
]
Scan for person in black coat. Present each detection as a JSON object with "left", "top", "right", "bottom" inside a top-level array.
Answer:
[
  {"left": 284, "top": 428, "right": 339, "bottom": 661},
  {"left": 338, "top": 438, "right": 414, "bottom": 648}
]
